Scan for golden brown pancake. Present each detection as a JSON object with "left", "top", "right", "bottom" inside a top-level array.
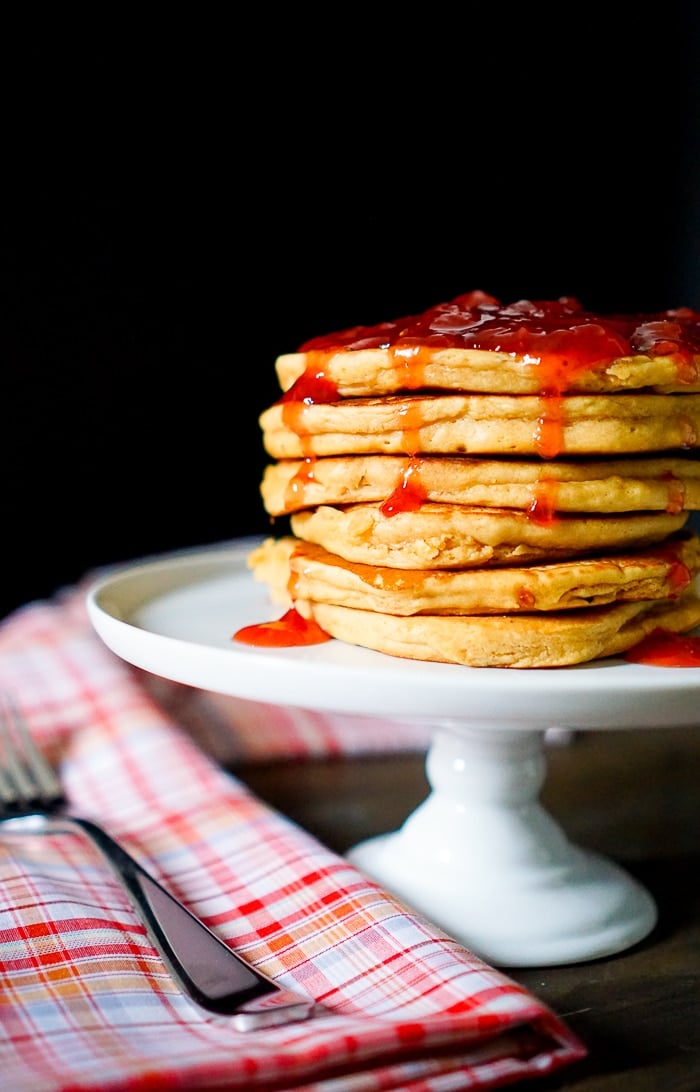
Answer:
[
  {"left": 249, "top": 533, "right": 700, "bottom": 615},
  {"left": 275, "top": 346, "right": 700, "bottom": 397},
  {"left": 260, "top": 392, "right": 700, "bottom": 460},
  {"left": 261, "top": 453, "right": 700, "bottom": 517},
  {"left": 288, "top": 589, "right": 700, "bottom": 668},
  {"left": 289, "top": 503, "right": 690, "bottom": 569}
]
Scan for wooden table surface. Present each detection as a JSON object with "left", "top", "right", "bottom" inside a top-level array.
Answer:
[{"left": 235, "top": 724, "right": 700, "bottom": 1091}]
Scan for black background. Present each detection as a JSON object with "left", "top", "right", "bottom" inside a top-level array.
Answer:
[{"left": 4, "top": 13, "right": 700, "bottom": 619}]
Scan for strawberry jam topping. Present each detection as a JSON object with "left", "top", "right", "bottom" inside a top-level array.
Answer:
[{"left": 299, "top": 291, "right": 700, "bottom": 371}]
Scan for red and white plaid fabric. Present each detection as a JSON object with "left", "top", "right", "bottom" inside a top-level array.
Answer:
[{"left": 0, "top": 583, "right": 586, "bottom": 1091}]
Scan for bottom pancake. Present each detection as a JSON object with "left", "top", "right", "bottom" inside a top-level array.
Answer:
[
  {"left": 249, "top": 533, "right": 700, "bottom": 615},
  {"left": 289, "top": 590, "right": 700, "bottom": 668}
]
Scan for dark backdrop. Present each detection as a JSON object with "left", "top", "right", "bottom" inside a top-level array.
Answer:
[{"left": 3, "top": 13, "right": 700, "bottom": 619}]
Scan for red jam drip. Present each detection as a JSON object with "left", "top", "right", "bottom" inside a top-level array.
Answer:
[
  {"left": 233, "top": 609, "right": 331, "bottom": 648},
  {"left": 395, "top": 402, "right": 425, "bottom": 456},
  {"left": 661, "top": 470, "right": 686, "bottom": 515},
  {"left": 381, "top": 459, "right": 428, "bottom": 517},
  {"left": 527, "top": 478, "right": 559, "bottom": 525},
  {"left": 624, "top": 627, "right": 700, "bottom": 666},
  {"left": 534, "top": 395, "right": 565, "bottom": 459},
  {"left": 281, "top": 369, "right": 339, "bottom": 405},
  {"left": 280, "top": 401, "right": 315, "bottom": 457},
  {"left": 285, "top": 456, "right": 317, "bottom": 509},
  {"left": 647, "top": 540, "right": 692, "bottom": 595},
  {"left": 516, "top": 586, "right": 537, "bottom": 609}
]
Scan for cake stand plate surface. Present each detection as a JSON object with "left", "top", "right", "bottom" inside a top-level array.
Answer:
[{"left": 87, "top": 539, "right": 700, "bottom": 967}]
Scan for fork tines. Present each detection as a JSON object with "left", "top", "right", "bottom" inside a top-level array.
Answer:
[{"left": 0, "top": 698, "right": 65, "bottom": 814}]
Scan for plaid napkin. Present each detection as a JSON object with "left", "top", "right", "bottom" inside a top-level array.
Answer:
[{"left": 0, "top": 583, "right": 586, "bottom": 1091}]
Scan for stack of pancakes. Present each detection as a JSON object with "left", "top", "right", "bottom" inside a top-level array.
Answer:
[{"left": 248, "top": 290, "right": 700, "bottom": 667}]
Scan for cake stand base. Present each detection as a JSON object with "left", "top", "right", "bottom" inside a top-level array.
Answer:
[{"left": 347, "top": 724, "right": 657, "bottom": 967}]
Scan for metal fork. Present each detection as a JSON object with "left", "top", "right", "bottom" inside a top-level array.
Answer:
[{"left": 0, "top": 699, "right": 314, "bottom": 1029}]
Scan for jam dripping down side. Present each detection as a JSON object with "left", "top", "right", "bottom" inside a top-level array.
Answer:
[
  {"left": 646, "top": 539, "right": 693, "bottom": 596},
  {"left": 279, "top": 369, "right": 340, "bottom": 405},
  {"left": 284, "top": 456, "right": 317, "bottom": 511},
  {"left": 380, "top": 459, "right": 428, "bottom": 517},
  {"left": 662, "top": 471, "right": 686, "bottom": 516},
  {"left": 526, "top": 478, "right": 559, "bottom": 526}
]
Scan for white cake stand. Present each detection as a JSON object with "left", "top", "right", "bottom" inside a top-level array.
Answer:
[{"left": 87, "top": 539, "right": 700, "bottom": 968}]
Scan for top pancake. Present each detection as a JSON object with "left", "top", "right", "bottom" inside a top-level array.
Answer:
[
  {"left": 276, "top": 345, "right": 700, "bottom": 397},
  {"left": 279, "top": 291, "right": 700, "bottom": 396}
]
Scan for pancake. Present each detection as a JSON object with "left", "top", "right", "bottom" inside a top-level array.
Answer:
[
  {"left": 261, "top": 453, "right": 700, "bottom": 517},
  {"left": 279, "top": 292, "right": 700, "bottom": 398},
  {"left": 275, "top": 345, "right": 700, "bottom": 398},
  {"left": 287, "top": 589, "right": 700, "bottom": 668},
  {"left": 290, "top": 503, "right": 689, "bottom": 569},
  {"left": 249, "top": 533, "right": 700, "bottom": 615},
  {"left": 260, "top": 392, "right": 700, "bottom": 460}
]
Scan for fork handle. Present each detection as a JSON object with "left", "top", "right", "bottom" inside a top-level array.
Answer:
[{"left": 68, "top": 817, "right": 314, "bottom": 1028}]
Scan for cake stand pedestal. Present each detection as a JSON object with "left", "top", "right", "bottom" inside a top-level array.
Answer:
[{"left": 347, "top": 722, "right": 656, "bottom": 966}]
